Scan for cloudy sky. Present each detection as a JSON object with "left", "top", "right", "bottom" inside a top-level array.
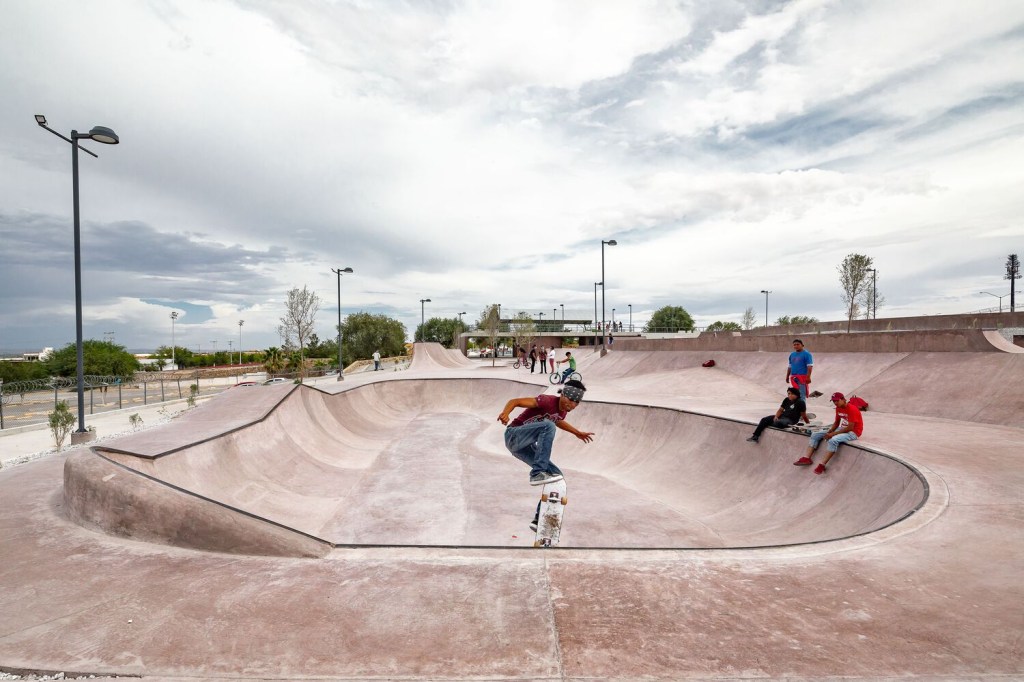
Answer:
[{"left": 2, "top": 0, "right": 1022, "bottom": 353}]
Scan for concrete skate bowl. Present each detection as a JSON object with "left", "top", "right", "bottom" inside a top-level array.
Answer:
[{"left": 64, "top": 377, "right": 928, "bottom": 556}]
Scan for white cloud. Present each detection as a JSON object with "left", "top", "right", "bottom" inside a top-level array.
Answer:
[{"left": 1, "top": 0, "right": 1022, "bottom": 351}]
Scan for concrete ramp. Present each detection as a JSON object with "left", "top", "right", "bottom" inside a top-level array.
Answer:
[
  {"left": 66, "top": 377, "right": 925, "bottom": 554},
  {"left": 408, "top": 342, "right": 477, "bottom": 370},
  {"left": 584, "top": 348, "right": 1024, "bottom": 424}
]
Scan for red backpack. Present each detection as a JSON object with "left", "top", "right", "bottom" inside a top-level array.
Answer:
[{"left": 848, "top": 395, "right": 869, "bottom": 411}]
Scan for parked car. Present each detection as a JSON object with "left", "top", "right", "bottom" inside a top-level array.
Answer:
[
  {"left": 263, "top": 377, "right": 288, "bottom": 385},
  {"left": 234, "top": 381, "right": 259, "bottom": 388}
]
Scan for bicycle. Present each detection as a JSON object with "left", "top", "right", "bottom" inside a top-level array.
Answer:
[
  {"left": 550, "top": 370, "right": 582, "bottom": 385},
  {"left": 512, "top": 357, "right": 530, "bottom": 370}
]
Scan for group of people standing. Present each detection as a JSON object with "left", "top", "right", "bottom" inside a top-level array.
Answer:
[
  {"left": 747, "top": 339, "right": 865, "bottom": 475},
  {"left": 525, "top": 344, "right": 557, "bottom": 374}
]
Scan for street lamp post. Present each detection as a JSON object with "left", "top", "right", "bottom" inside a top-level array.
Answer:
[
  {"left": 868, "top": 268, "right": 878, "bottom": 319},
  {"left": 612, "top": 308, "right": 616, "bottom": 330},
  {"left": 601, "top": 239, "right": 617, "bottom": 346},
  {"left": 593, "top": 282, "right": 602, "bottom": 340},
  {"left": 560, "top": 304, "right": 564, "bottom": 323},
  {"left": 170, "top": 311, "right": 178, "bottom": 371},
  {"left": 332, "top": 268, "right": 354, "bottom": 380},
  {"left": 36, "top": 115, "right": 120, "bottom": 438},
  {"left": 760, "top": 290, "right": 771, "bottom": 328},
  {"left": 980, "top": 290, "right": 1022, "bottom": 313},
  {"left": 628, "top": 304, "right": 632, "bottom": 332},
  {"left": 420, "top": 298, "right": 431, "bottom": 340},
  {"left": 238, "top": 320, "right": 244, "bottom": 365}
]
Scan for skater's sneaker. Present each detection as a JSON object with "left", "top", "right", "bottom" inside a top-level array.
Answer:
[
  {"left": 530, "top": 471, "right": 564, "bottom": 486},
  {"left": 814, "top": 463, "right": 826, "bottom": 475},
  {"left": 793, "top": 456, "right": 814, "bottom": 466},
  {"left": 746, "top": 436, "right": 758, "bottom": 443}
]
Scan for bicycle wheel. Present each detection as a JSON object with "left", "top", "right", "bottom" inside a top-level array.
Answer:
[
  {"left": 569, "top": 372, "right": 582, "bottom": 383},
  {"left": 549, "top": 372, "right": 561, "bottom": 384},
  {"left": 513, "top": 360, "right": 521, "bottom": 369}
]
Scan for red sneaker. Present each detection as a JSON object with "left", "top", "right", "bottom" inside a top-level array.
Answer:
[
  {"left": 814, "top": 463, "right": 826, "bottom": 475},
  {"left": 793, "top": 457, "right": 813, "bottom": 466}
]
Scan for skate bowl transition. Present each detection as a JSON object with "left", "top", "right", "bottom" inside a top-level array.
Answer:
[{"left": 64, "top": 376, "right": 927, "bottom": 556}]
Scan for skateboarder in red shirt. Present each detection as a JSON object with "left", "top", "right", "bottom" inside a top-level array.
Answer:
[
  {"left": 497, "top": 380, "right": 594, "bottom": 486},
  {"left": 498, "top": 380, "right": 594, "bottom": 529}
]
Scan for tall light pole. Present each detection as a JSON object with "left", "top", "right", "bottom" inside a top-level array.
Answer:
[
  {"left": 560, "top": 304, "right": 564, "bottom": 322},
  {"left": 601, "top": 239, "right": 617, "bottom": 346},
  {"left": 332, "top": 267, "right": 353, "bottom": 380},
  {"left": 228, "top": 340, "right": 233, "bottom": 364},
  {"left": 628, "top": 304, "right": 632, "bottom": 332},
  {"left": 868, "top": 268, "right": 878, "bottom": 319},
  {"left": 170, "top": 312, "right": 178, "bottom": 370},
  {"left": 36, "top": 115, "right": 120, "bottom": 437},
  {"left": 419, "top": 298, "right": 431, "bottom": 340},
  {"left": 594, "top": 282, "right": 602, "bottom": 337},
  {"left": 612, "top": 308, "right": 616, "bottom": 330},
  {"left": 238, "top": 320, "right": 244, "bottom": 365},
  {"left": 760, "top": 290, "right": 771, "bottom": 328}
]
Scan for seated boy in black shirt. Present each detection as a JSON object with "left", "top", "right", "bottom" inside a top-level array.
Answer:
[{"left": 747, "top": 387, "right": 809, "bottom": 443}]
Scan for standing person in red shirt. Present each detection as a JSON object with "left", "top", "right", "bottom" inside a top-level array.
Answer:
[{"left": 793, "top": 392, "right": 863, "bottom": 474}]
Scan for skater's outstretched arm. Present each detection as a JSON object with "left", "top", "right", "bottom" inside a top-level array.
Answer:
[
  {"left": 556, "top": 419, "right": 594, "bottom": 443},
  {"left": 497, "top": 397, "right": 538, "bottom": 425}
]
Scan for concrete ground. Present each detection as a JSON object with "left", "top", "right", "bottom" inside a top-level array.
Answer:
[{"left": 0, "top": 343, "right": 1020, "bottom": 680}]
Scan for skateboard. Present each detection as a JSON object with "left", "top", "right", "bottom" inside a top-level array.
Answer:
[
  {"left": 790, "top": 420, "right": 823, "bottom": 435},
  {"left": 534, "top": 479, "right": 568, "bottom": 548}
]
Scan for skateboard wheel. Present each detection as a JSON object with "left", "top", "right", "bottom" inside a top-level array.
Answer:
[
  {"left": 560, "top": 497, "right": 568, "bottom": 505},
  {"left": 541, "top": 494, "right": 549, "bottom": 502}
]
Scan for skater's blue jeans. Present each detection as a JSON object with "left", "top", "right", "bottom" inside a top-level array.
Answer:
[
  {"left": 808, "top": 429, "right": 857, "bottom": 453},
  {"left": 505, "top": 420, "right": 562, "bottom": 478},
  {"left": 560, "top": 367, "right": 574, "bottom": 384}
]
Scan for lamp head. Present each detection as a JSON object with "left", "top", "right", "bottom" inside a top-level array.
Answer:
[
  {"left": 88, "top": 126, "right": 119, "bottom": 144},
  {"left": 34, "top": 114, "right": 47, "bottom": 126}
]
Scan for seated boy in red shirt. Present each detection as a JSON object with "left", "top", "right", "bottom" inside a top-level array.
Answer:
[{"left": 793, "top": 392, "right": 863, "bottom": 474}]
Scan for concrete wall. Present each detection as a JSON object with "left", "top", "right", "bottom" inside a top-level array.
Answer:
[{"left": 616, "top": 328, "right": 1013, "bottom": 353}]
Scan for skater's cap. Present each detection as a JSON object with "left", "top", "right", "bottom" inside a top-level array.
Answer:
[{"left": 830, "top": 392, "right": 845, "bottom": 402}]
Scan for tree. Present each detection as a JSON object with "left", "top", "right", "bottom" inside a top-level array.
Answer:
[
  {"left": 643, "top": 306, "right": 695, "bottom": 333},
  {"left": 507, "top": 311, "right": 537, "bottom": 353},
  {"left": 46, "top": 340, "right": 140, "bottom": 378},
  {"left": 838, "top": 254, "right": 874, "bottom": 332},
  {"left": 706, "top": 321, "right": 742, "bottom": 331},
  {"left": 0, "top": 359, "right": 50, "bottom": 383},
  {"left": 478, "top": 304, "right": 500, "bottom": 367},
  {"left": 278, "top": 285, "right": 321, "bottom": 380},
  {"left": 1005, "top": 254, "right": 1020, "bottom": 312},
  {"left": 263, "top": 347, "right": 286, "bottom": 375},
  {"left": 775, "top": 315, "right": 820, "bottom": 326},
  {"left": 416, "top": 317, "right": 468, "bottom": 348},
  {"left": 48, "top": 400, "right": 76, "bottom": 448},
  {"left": 339, "top": 312, "right": 407, "bottom": 365},
  {"left": 741, "top": 307, "right": 757, "bottom": 330}
]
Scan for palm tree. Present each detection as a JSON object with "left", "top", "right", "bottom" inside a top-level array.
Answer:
[{"left": 263, "top": 347, "right": 286, "bottom": 375}]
